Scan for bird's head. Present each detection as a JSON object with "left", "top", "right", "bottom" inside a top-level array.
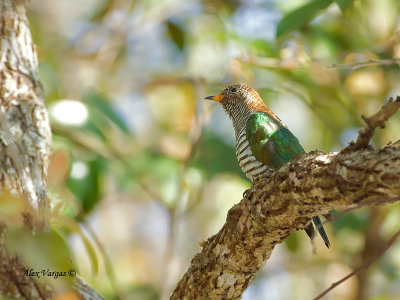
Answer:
[
  {"left": 205, "top": 84, "right": 268, "bottom": 121},
  {"left": 205, "top": 84, "right": 261, "bottom": 106}
]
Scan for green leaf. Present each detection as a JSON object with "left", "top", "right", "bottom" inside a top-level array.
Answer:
[
  {"left": 85, "top": 93, "right": 130, "bottom": 134},
  {"left": 77, "top": 227, "right": 99, "bottom": 274},
  {"left": 58, "top": 221, "right": 100, "bottom": 276},
  {"left": 276, "top": 0, "right": 333, "bottom": 37},
  {"left": 67, "top": 157, "right": 105, "bottom": 213},
  {"left": 335, "top": 0, "right": 354, "bottom": 11},
  {"left": 166, "top": 19, "right": 185, "bottom": 51}
]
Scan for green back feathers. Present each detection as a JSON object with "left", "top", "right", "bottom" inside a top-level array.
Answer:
[{"left": 246, "top": 112, "right": 304, "bottom": 170}]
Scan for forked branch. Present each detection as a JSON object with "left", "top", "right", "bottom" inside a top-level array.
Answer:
[{"left": 346, "top": 96, "right": 400, "bottom": 150}]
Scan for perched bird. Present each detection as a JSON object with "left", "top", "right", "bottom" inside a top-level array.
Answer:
[{"left": 205, "top": 84, "right": 330, "bottom": 248}]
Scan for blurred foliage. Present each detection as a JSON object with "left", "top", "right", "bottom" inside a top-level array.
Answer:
[
  {"left": 1, "top": 0, "right": 400, "bottom": 299},
  {"left": 276, "top": 0, "right": 337, "bottom": 37}
]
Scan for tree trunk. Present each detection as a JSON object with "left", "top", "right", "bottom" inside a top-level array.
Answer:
[
  {"left": 0, "top": 1, "right": 53, "bottom": 298},
  {"left": 0, "top": 2, "right": 105, "bottom": 299},
  {"left": 0, "top": 0, "right": 52, "bottom": 228}
]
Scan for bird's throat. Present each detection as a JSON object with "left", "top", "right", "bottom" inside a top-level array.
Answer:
[{"left": 222, "top": 102, "right": 254, "bottom": 138}]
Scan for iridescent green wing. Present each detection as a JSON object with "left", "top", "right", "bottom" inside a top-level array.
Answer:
[
  {"left": 246, "top": 113, "right": 331, "bottom": 247},
  {"left": 246, "top": 112, "right": 305, "bottom": 170}
]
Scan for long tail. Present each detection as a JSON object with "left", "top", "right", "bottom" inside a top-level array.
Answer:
[
  {"left": 304, "top": 222, "right": 316, "bottom": 241},
  {"left": 312, "top": 216, "right": 330, "bottom": 248}
]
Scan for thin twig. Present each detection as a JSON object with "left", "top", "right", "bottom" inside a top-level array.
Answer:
[
  {"left": 345, "top": 96, "right": 400, "bottom": 151},
  {"left": 326, "top": 58, "right": 400, "bottom": 70},
  {"left": 313, "top": 229, "right": 400, "bottom": 300},
  {"left": 237, "top": 56, "right": 299, "bottom": 70}
]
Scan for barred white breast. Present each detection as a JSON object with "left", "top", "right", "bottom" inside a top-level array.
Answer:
[{"left": 235, "top": 129, "right": 269, "bottom": 181}]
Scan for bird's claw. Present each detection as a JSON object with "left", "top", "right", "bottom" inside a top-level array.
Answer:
[{"left": 243, "top": 188, "right": 254, "bottom": 199}]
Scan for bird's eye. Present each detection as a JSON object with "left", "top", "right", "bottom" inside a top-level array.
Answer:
[{"left": 231, "top": 87, "right": 238, "bottom": 93}]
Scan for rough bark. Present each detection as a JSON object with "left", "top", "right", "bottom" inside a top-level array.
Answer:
[
  {"left": 0, "top": 0, "right": 52, "bottom": 228},
  {"left": 0, "top": 1, "right": 53, "bottom": 298},
  {"left": 171, "top": 144, "right": 400, "bottom": 299}
]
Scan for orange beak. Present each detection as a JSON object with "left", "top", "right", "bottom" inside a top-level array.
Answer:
[{"left": 204, "top": 94, "right": 225, "bottom": 102}]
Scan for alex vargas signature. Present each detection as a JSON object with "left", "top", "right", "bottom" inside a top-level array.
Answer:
[{"left": 25, "top": 268, "right": 76, "bottom": 279}]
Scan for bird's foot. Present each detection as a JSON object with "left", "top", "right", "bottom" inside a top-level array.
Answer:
[
  {"left": 243, "top": 188, "right": 254, "bottom": 199},
  {"left": 323, "top": 211, "right": 334, "bottom": 222}
]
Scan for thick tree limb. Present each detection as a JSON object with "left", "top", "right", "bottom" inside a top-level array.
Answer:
[
  {"left": 171, "top": 144, "right": 400, "bottom": 299},
  {"left": 171, "top": 95, "right": 400, "bottom": 299}
]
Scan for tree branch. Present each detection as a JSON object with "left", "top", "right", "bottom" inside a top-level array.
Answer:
[
  {"left": 73, "top": 275, "right": 105, "bottom": 300},
  {"left": 346, "top": 96, "right": 400, "bottom": 151},
  {"left": 327, "top": 58, "right": 400, "bottom": 70},
  {"left": 171, "top": 97, "right": 400, "bottom": 299}
]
